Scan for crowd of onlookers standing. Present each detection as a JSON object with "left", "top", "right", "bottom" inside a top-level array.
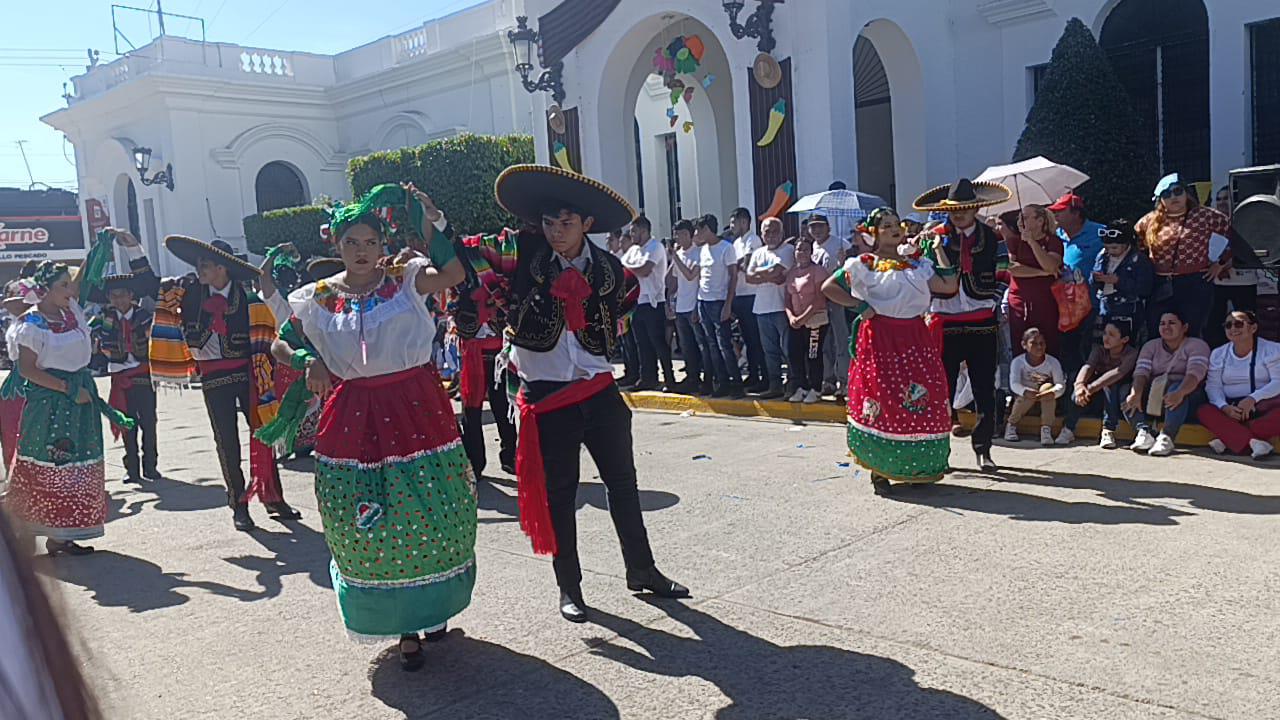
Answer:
[{"left": 610, "top": 173, "right": 1280, "bottom": 461}]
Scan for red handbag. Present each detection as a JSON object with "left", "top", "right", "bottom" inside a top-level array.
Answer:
[{"left": 1051, "top": 269, "right": 1092, "bottom": 333}]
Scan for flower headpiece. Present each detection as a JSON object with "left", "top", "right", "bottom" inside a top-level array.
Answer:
[
  {"left": 23, "top": 260, "right": 70, "bottom": 303},
  {"left": 856, "top": 206, "right": 898, "bottom": 235},
  {"left": 320, "top": 184, "right": 426, "bottom": 251}
]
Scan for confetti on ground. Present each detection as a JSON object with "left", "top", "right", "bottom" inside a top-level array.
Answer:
[
  {"left": 680, "top": 410, "right": 695, "bottom": 417},
  {"left": 692, "top": 454, "right": 711, "bottom": 461},
  {"left": 836, "top": 462, "right": 850, "bottom": 468},
  {"left": 796, "top": 444, "right": 812, "bottom": 449}
]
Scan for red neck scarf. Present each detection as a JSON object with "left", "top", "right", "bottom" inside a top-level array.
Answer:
[
  {"left": 550, "top": 266, "right": 592, "bottom": 332},
  {"left": 201, "top": 294, "right": 229, "bottom": 336}
]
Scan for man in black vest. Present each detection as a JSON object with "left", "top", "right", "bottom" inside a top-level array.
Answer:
[
  {"left": 913, "top": 178, "right": 1013, "bottom": 471},
  {"left": 494, "top": 165, "right": 688, "bottom": 623}
]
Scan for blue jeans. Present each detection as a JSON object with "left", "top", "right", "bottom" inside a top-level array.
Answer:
[
  {"left": 732, "top": 294, "right": 764, "bottom": 385},
  {"left": 1064, "top": 382, "right": 1131, "bottom": 432},
  {"left": 674, "top": 310, "right": 705, "bottom": 387},
  {"left": 755, "top": 311, "right": 789, "bottom": 387},
  {"left": 697, "top": 299, "right": 738, "bottom": 388},
  {"left": 1126, "top": 378, "right": 1206, "bottom": 438}
]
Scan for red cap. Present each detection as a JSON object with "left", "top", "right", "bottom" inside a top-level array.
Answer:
[{"left": 1048, "top": 192, "right": 1084, "bottom": 212}]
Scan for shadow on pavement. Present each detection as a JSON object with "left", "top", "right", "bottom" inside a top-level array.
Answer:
[
  {"left": 885, "top": 466, "right": 1280, "bottom": 525},
  {"left": 368, "top": 629, "right": 620, "bottom": 719},
  {"left": 106, "top": 476, "right": 230, "bottom": 523},
  {"left": 477, "top": 475, "right": 679, "bottom": 525},
  {"left": 36, "top": 551, "right": 262, "bottom": 612},
  {"left": 221, "top": 520, "right": 332, "bottom": 597},
  {"left": 586, "top": 599, "right": 1004, "bottom": 719}
]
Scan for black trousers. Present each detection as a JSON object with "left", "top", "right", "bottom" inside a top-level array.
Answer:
[
  {"left": 122, "top": 382, "right": 158, "bottom": 479},
  {"left": 787, "top": 324, "right": 828, "bottom": 392},
  {"left": 942, "top": 327, "right": 998, "bottom": 454},
  {"left": 201, "top": 373, "right": 254, "bottom": 507},
  {"left": 633, "top": 302, "right": 674, "bottom": 385},
  {"left": 527, "top": 381, "right": 656, "bottom": 591},
  {"left": 461, "top": 350, "right": 517, "bottom": 477}
]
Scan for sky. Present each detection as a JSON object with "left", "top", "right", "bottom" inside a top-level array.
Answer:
[{"left": 0, "top": 0, "right": 486, "bottom": 192}]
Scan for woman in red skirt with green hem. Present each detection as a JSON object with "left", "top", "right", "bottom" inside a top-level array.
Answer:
[{"left": 822, "top": 207, "right": 960, "bottom": 496}]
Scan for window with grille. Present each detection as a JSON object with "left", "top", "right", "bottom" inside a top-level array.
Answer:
[{"left": 254, "top": 162, "right": 307, "bottom": 213}]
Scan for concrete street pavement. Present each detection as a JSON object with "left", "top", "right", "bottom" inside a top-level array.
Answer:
[{"left": 36, "top": 387, "right": 1280, "bottom": 719}]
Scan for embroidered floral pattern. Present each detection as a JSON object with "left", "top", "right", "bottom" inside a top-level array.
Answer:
[
  {"left": 861, "top": 398, "right": 881, "bottom": 423},
  {"left": 901, "top": 382, "right": 930, "bottom": 414},
  {"left": 858, "top": 253, "right": 918, "bottom": 273},
  {"left": 313, "top": 276, "right": 401, "bottom": 314}
]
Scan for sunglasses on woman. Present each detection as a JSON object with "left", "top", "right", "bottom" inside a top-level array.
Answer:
[
  {"left": 1159, "top": 186, "right": 1187, "bottom": 200},
  {"left": 1223, "top": 318, "right": 1250, "bottom": 330},
  {"left": 1097, "top": 228, "right": 1127, "bottom": 240}
]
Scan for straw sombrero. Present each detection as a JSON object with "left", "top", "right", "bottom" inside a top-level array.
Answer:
[
  {"left": 913, "top": 178, "right": 1012, "bottom": 213},
  {"left": 164, "top": 236, "right": 259, "bottom": 281},
  {"left": 495, "top": 164, "right": 636, "bottom": 234},
  {"left": 306, "top": 257, "right": 345, "bottom": 280}
]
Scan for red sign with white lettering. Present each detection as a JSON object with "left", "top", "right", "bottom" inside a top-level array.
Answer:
[{"left": 0, "top": 215, "right": 87, "bottom": 262}]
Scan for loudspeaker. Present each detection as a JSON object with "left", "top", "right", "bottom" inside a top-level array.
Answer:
[{"left": 1229, "top": 164, "right": 1280, "bottom": 269}]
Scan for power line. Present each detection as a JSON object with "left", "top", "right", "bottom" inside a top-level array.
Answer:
[{"left": 244, "top": 0, "right": 293, "bottom": 42}]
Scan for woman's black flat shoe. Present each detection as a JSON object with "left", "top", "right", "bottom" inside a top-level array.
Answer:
[
  {"left": 46, "top": 540, "right": 94, "bottom": 556},
  {"left": 399, "top": 636, "right": 425, "bottom": 672},
  {"left": 871, "top": 475, "right": 892, "bottom": 496}
]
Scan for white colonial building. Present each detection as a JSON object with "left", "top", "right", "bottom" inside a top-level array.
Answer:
[
  {"left": 42, "top": 0, "right": 1280, "bottom": 267},
  {"left": 42, "top": 1, "right": 535, "bottom": 274}
]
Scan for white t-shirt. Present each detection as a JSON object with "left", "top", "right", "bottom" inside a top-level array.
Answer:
[
  {"left": 732, "top": 232, "right": 763, "bottom": 296},
  {"left": 620, "top": 238, "right": 668, "bottom": 307},
  {"left": 673, "top": 246, "right": 700, "bottom": 314},
  {"left": 818, "top": 236, "right": 851, "bottom": 272},
  {"left": 698, "top": 240, "right": 738, "bottom": 302},
  {"left": 289, "top": 258, "right": 437, "bottom": 380},
  {"left": 1206, "top": 337, "right": 1280, "bottom": 406},
  {"left": 1009, "top": 353, "right": 1066, "bottom": 398},
  {"left": 746, "top": 243, "right": 796, "bottom": 314}
]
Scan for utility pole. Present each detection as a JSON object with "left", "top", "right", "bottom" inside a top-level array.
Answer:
[
  {"left": 15, "top": 141, "right": 36, "bottom": 189},
  {"left": 156, "top": 0, "right": 167, "bottom": 36}
]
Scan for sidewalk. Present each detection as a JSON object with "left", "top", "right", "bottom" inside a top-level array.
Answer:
[{"left": 621, "top": 388, "right": 1222, "bottom": 447}]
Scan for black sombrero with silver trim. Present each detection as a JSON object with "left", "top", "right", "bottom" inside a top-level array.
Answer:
[
  {"left": 164, "top": 235, "right": 260, "bottom": 282},
  {"left": 494, "top": 164, "right": 636, "bottom": 233},
  {"left": 913, "top": 178, "right": 1012, "bottom": 213}
]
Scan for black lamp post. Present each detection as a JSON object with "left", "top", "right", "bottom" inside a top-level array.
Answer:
[
  {"left": 721, "top": 0, "right": 784, "bottom": 55},
  {"left": 507, "top": 15, "right": 565, "bottom": 106},
  {"left": 132, "top": 146, "right": 174, "bottom": 191}
]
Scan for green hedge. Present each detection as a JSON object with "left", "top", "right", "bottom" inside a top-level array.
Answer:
[
  {"left": 348, "top": 133, "right": 535, "bottom": 236},
  {"left": 242, "top": 205, "right": 330, "bottom": 261}
]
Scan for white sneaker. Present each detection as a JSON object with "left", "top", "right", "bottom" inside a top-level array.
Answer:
[
  {"left": 1148, "top": 433, "right": 1175, "bottom": 456},
  {"left": 1208, "top": 438, "right": 1227, "bottom": 455},
  {"left": 1249, "top": 439, "right": 1274, "bottom": 460},
  {"left": 1003, "top": 423, "right": 1020, "bottom": 442},
  {"left": 788, "top": 389, "right": 806, "bottom": 403},
  {"left": 1099, "top": 429, "right": 1117, "bottom": 449},
  {"left": 803, "top": 389, "right": 820, "bottom": 404},
  {"left": 1130, "top": 428, "right": 1156, "bottom": 451},
  {"left": 1054, "top": 428, "right": 1075, "bottom": 445},
  {"left": 1039, "top": 426, "right": 1054, "bottom": 446}
]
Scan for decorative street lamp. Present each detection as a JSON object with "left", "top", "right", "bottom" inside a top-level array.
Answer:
[
  {"left": 507, "top": 15, "right": 565, "bottom": 105},
  {"left": 721, "top": 0, "right": 784, "bottom": 55},
  {"left": 132, "top": 146, "right": 174, "bottom": 191}
]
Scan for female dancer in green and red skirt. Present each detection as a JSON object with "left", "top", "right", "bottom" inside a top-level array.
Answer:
[
  {"left": 262, "top": 183, "right": 469, "bottom": 671},
  {"left": 822, "top": 207, "right": 959, "bottom": 496}
]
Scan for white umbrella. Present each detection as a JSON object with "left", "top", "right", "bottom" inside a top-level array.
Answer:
[
  {"left": 973, "top": 156, "right": 1089, "bottom": 215},
  {"left": 787, "top": 189, "right": 888, "bottom": 219}
]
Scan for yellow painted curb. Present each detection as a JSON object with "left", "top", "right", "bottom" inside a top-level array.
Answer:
[{"left": 623, "top": 391, "right": 1222, "bottom": 447}]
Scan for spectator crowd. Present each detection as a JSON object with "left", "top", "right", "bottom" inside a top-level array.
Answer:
[{"left": 608, "top": 173, "right": 1280, "bottom": 461}]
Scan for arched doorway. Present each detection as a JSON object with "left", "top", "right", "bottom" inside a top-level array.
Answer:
[
  {"left": 254, "top": 161, "right": 307, "bottom": 213},
  {"left": 853, "top": 35, "right": 894, "bottom": 204},
  {"left": 599, "top": 13, "right": 739, "bottom": 237},
  {"left": 1100, "top": 0, "right": 1209, "bottom": 180},
  {"left": 853, "top": 20, "right": 926, "bottom": 211}
]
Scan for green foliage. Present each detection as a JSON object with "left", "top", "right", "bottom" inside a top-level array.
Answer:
[
  {"left": 348, "top": 133, "right": 535, "bottom": 236},
  {"left": 242, "top": 205, "right": 330, "bottom": 261},
  {"left": 1014, "top": 18, "right": 1156, "bottom": 223}
]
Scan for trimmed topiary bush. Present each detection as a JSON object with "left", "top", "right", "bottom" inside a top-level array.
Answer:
[
  {"left": 1013, "top": 18, "right": 1156, "bottom": 223},
  {"left": 242, "top": 205, "right": 329, "bottom": 260},
  {"left": 348, "top": 133, "right": 535, "bottom": 236}
]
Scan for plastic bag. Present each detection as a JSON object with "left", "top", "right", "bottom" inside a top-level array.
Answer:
[{"left": 1051, "top": 268, "right": 1092, "bottom": 333}]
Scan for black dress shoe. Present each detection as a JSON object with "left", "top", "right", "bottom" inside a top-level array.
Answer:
[
  {"left": 232, "top": 504, "right": 256, "bottom": 532},
  {"left": 45, "top": 539, "right": 94, "bottom": 556},
  {"left": 399, "top": 634, "right": 425, "bottom": 672},
  {"left": 632, "top": 380, "right": 661, "bottom": 392},
  {"left": 626, "top": 567, "right": 690, "bottom": 598},
  {"left": 266, "top": 501, "right": 302, "bottom": 520},
  {"left": 560, "top": 589, "right": 589, "bottom": 623},
  {"left": 757, "top": 386, "right": 785, "bottom": 400},
  {"left": 125, "top": 474, "right": 144, "bottom": 485},
  {"left": 745, "top": 381, "right": 769, "bottom": 394},
  {"left": 142, "top": 467, "right": 163, "bottom": 481},
  {"left": 424, "top": 624, "right": 448, "bottom": 642}
]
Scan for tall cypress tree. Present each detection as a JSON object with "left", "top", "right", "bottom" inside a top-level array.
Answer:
[{"left": 1014, "top": 18, "right": 1155, "bottom": 223}]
